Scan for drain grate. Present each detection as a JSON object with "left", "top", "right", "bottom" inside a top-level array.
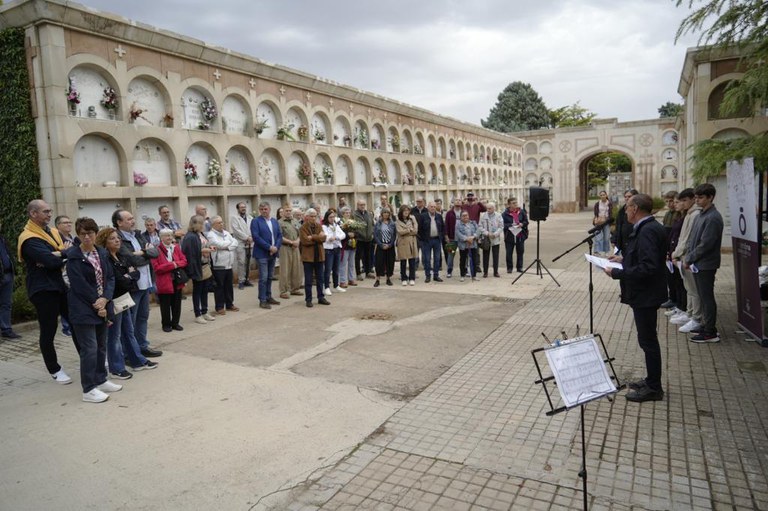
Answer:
[{"left": 359, "top": 313, "right": 394, "bottom": 321}]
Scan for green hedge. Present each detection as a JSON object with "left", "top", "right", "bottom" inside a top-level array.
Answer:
[{"left": 0, "top": 27, "right": 43, "bottom": 323}]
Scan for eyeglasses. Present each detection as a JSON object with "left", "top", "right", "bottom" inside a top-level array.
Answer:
[{"left": 38, "top": 209, "right": 52, "bottom": 214}]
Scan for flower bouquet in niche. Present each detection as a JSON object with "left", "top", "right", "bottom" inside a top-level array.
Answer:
[
  {"left": 297, "top": 124, "right": 309, "bottom": 141},
  {"left": 322, "top": 164, "right": 333, "bottom": 183},
  {"left": 198, "top": 98, "right": 217, "bottom": 130},
  {"left": 207, "top": 158, "right": 222, "bottom": 185},
  {"left": 133, "top": 171, "right": 148, "bottom": 186},
  {"left": 229, "top": 164, "right": 246, "bottom": 185},
  {"left": 66, "top": 78, "right": 80, "bottom": 113},
  {"left": 371, "top": 139, "right": 380, "bottom": 150},
  {"left": 354, "top": 127, "right": 368, "bottom": 148},
  {"left": 101, "top": 87, "right": 119, "bottom": 113},
  {"left": 313, "top": 127, "right": 326, "bottom": 142},
  {"left": 184, "top": 158, "right": 198, "bottom": 184},
  {"left": 297, "top": 162, "right": 312, "bottom": 185},
  {"left": 277, "top": 122, "right": 295, "bottom": 141},
  {"left": 254, "top": 118, "right": 269, "bottom": 135}
]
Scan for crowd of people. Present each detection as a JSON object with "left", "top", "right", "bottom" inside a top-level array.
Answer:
[
  {"left": 599, "top": 184, "right": 724, "bottom": 403},
  {"left": 0, "top": 193, "right": 530, "bottom": 402}
]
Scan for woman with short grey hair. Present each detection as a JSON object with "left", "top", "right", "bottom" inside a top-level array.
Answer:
[{"left": 338, "top": 206, "right": 358, "bottom": 288}]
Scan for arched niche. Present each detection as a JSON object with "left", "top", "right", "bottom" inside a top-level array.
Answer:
[
  {"left": 439, "top": 164, "right": 447, "bottom": 185},
  {"left": 312, "top": 153, "right": 333, "bottom": 184},
  {"left": 258, "top": 149, "right": 284, "bottom": 186},
  {"left": 415, "top": 132, "right": 426, "bottom": 155},
  {"left": 131, "top": 138, "right": 172, "bottom": 186},
  {"left": 387, "top": 127, "right": 400, "bottom": 152},
  {"left": 540, "top": 157, "right": 553, "bottom": 171},
  {"left": 403, "top": 161, "right": 415, "bottom": 185},
  {"left": 126, "top": 76, "right": 169, "bottom": 127},
  {"left": 524, "top": 142, "right": 538, "bottom": 155},
  {"left": 708, "top": 81, "right": 751, "bottom": 119},
  {"left": 662, "top": 148, "right": 678, "bottom": 161},
  {"left": 354, "top": 157, "right": 370, "bottom": 185},
  {"left": 448, "top": 139, "right": 457, "bottom": 159},
  {"left": 181, "top": 87, "right": 217, "bottom": 130},
  {"left": 479, "top": 145, "right": 487, "bottom": 162},
  {"left": 370, "top": 124, "right": 384, "bottom": 151},
  {"left": 185, "top": 143, "right": 218, "bottom": 186},
  {"left": 662, "top": 130, "right": 679, "bottom": 145},
  {"left": 472, "top": 143, "right": 480, "bottom": 161},
  {"left": 310, "top": 112, "right": 330, "bottom": 144},
  {"left": 437, "top": 137, "right": 446, "bottom": 159},
  {"left": 373, "top": 159, "right": 387, "bottom": 184},
  {"left": 540, "top": 141, "right": 553, "bottom": 154},
  {"left": 426, "top": 135, "right": 436, "bottom": 158},
  {"left": 287, "top": 150, "right": 310, "bottom": 186},
  {"left": 415, "top": 162, "right": 426, "bottom": 183},
  {"left": 524, "top": 158, "right": 538, "bottom": 171},
  {"left": 456, "top": 141, "right": 464, "bottom": 161},
  {"left": 334, "top": 155, "right": 353, "bottom": 185},
  {"left": 285, "top": 106, "right": 308, "bottom": 141},
  {"left": 67, "top": 66, "right": 120, "bottom": 121},
  {"left": 712, "top": 128, "right": 749, "bottom": 140},
  {"left": 660, "top": 165, "right": 678, "bottom": 180},
  {"left": 402, "top": 130, "right": 413, "bottom": 153},
  {"left": 221, "top": 95, "right": 251, "bottom": 136},
  {"left": 449, "top": 165, "right": 457, "bottom": 185},
  {"left": 256, "top": 101, "right": 279, "bottom": 139},
  {"left": 74, "top": 134, "right": 122, "bottom": 186},
  {"left": 540, "top": 172, "right": 554, "bottom": 187},
  {"left": 428, "top": 163, "right": 438, "bottom": 184},
  {"left": 525, "top": 172, "right": 538, "bottom": 187},
  {"left": 388, "top": 159, "right": 401, "bottom": 185},
  {"left": 225, "top": 146, "right": 253, "bottom": 185},
  {"left": 354, "top": 120, "right": 369, "bottom": 149},
  {"left": 332, "top": 116, "right": 351, "bottom": 147}
]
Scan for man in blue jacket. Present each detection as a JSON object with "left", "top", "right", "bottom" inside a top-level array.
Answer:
[
  {"left": 251, "top": 202, "right": 283, "bottom": 309},
  {"left": 417, "top": 201, "right": 445, "bottom": 283},
  {"left": 605, "top": 193, "right": 667, "bottom": 402}
]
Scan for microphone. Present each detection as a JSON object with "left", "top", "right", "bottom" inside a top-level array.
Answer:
[{"left": 587, "top": 225, "right": 602, "bottom": 235}]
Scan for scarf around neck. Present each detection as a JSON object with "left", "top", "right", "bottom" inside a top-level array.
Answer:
[{"left": 17, "top": 219, "right": 64, "bottom": 262}]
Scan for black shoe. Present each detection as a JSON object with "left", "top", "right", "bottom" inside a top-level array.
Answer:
[
  {"left": 306, "top": 301, "right": 314, "bottom": 308},
  {"left": 243, "top": 281, "right": 254, "bottom": 287},
  {"left": 517, "top": 269, "right": 524, "bottom": 273},
  {"left": 433, "top": 276, "right": 443, "bottom": 282},
  {"left": 627, "top": 379, "right": 647, "bottom": 390},
  {"left": 625, "top": 386, "right": 664, "bottom": 402},
  {"left": 132, "top": 360, "right": 159, "bottom": 371},
  {"left": 110, "top": 370, "right": 133, "bottom": 380},
  {"left": 425, "top": 276, "right": 431, "bottom": 283},
  {"left": 373, "top": 280, "right": 380, "bottom": 287},
  {"left": 494, "top": 273, "right": 501, "bottom": 278},
  {"left": 660, "top": 300, "right": 676, "bottom": 309},
  {"left": 1, "top": 331, "right": 21, "bottom": 340},
  {"left": 172, "top": 325, "right": 183, "bottom": 331},
  {"left": 483, "top": 273, "right": 488, "bottom": 278},
  {"left": 267, "top": 297, "right": 281, "bottom": 305},
  {"left": 507, "top": 269, "right": 513, "bottom": 274},
  {"left": 318, "top": 298, "right": 331, "bottom": 305},
  {"left": 259, "top": 301, "right": 272, "bottom": 309},
  {"left": 141, "top": 347, "right": 163, "bottom": 357},
  {"left": 162, "top": 326, "right": 172, "bottom": 333},
  {"left": 386, "top": 278, "right": 393, "bottom": 286},
  {"left": 238, "top": 282, "right": 244, "bottom": 290}
]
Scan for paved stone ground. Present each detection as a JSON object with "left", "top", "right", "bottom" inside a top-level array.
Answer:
[{"left": 283, "top": 255, "right": 768, "bottom": 510}]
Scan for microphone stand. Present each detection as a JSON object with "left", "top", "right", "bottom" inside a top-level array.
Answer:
[{"left": 552, "top": 230, "right": 601, "bottom": 333}]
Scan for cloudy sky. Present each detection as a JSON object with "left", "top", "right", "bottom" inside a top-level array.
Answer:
[{"left": 86, "top": 0, "right": 700, "bottom": 126}]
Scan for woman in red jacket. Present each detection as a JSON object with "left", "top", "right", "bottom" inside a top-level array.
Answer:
[{"left": 151, "top": 229, "right": 188, "bottom": 332}]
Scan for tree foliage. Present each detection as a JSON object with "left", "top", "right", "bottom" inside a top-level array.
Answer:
[
  {"left": 658, "top": 101, "right": 684, "bottom": 118},
  {"left": 675, "top": 0, "right": 768, "bottom": 180},
  {"left": 548, "top": 102, "right": 597, "bottom": 128},
  {"left": 586, "top": 152, "right": 632, "bottom": 190},
  {"left": 481, "top": 81, "right": 550, "bottom": 132}
]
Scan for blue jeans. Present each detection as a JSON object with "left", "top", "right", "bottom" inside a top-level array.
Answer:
[
  {"left": 257, "top": 257, "right": 276, "bottom": 302},
  {"left": 423, "top": 238, "right": 442, "bottom": 277},
  {"left": 339, "top": 248, "right": 356, "bottom": 284},
  {"left": 107, "top": 310, "right": 147, "bottom": 373},
  {"left": 129, "top": 288, "right": 151, "bottom": 350},
  {"left": 73, "top": 322, "right": 108, "bottom": 393},
  {"left": 446, "top": 247, "right": 456, "bottom": 275},
  {"left": 192, "top": 279, "right": 210, "bottom": 316},
  {"left": 596, "top": 223, "right": 611, "bottom": 253},
  {"left": 303, "top": 261, "right": 325, "bottom": 302},
  {"left": 324, "top": 247, "right": 341, "bottom": 289},
  {"left": 0, "top": 272, "right": 12, "bottom": 334}
]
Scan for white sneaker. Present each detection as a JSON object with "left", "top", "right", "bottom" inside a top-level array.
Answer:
[
  {"left": 664, "top": 307, "right": 680, "bottom": 317},
  {"left": 670, "top": 313, "right": 689, "bottom": 325},
  {"left": 324, "top": 287, "right": 332, "bottom": 296},
  {"left": 195, "top": 316, "right": 207, "bottom": 324},
  {"left": 402, "top": 280, "right": 408, "bottom": 286},
  {"left": 409, "top": 280, "right": 415, "bottom": 286},
  {"left": 334, "top": 286, "right": 346, "bottom": 293},
  {"left": 203, "top": 313, "right": 216, "bottom": 321},
  {"left": 83, "top": 388, "right": 109, "bottom": 403},
  {"left": 679, "top": 319, "right": 701, "bottom": 333},
  {"left": 51, "top": 369, "right": 72, "bottom": 385},
  {"left": 97, "top": 380, "right": 123, "bottom": 393}
]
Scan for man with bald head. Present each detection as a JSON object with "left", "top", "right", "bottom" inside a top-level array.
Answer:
[
  {"left": 195, "top": 204, "right": 211, "bottom": 232},
  {"left": 18, "top": 200, "right": 78, "bottom": 384}
]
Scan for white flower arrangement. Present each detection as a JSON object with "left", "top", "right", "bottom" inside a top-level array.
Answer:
[{"left": 207, "top": 158, "right": 222, "bottom": 184}]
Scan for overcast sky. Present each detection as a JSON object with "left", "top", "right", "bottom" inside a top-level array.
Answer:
[{"left": 86, "top": 0, "right": 700, "bottom": 126}]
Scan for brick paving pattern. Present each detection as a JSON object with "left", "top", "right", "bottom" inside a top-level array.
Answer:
[{"left": 287, "top": 257, "right": 768, "bottom": 510}]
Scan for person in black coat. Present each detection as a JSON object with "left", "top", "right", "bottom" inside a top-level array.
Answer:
[
  {"left": 0, "top": 223, "right": 20, "bottom": 340},
  {"left": 417, "top": 202, "right": 445, "bottom": 282},
  {"left": 605, "top": 193, "right": 667, "bottom": 403},
  {"left": 182, "top": 215, "right": 215, "bottom": 324},
  {"left": 613, "top": 189, "right": 638, "bottom": 255}
]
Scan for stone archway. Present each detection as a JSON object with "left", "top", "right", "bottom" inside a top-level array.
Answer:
[{"left": 577, "top": 150, "right": 634, "bottom": 210}]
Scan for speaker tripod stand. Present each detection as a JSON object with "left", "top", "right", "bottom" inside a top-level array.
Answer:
[{"left": 511, "top": 219, "right": 560, "bottom": 287}]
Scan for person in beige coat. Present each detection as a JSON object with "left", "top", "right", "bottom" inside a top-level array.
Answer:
[
  {"left": 396, "top": 204, "right": 419, "bottom": 286},
  {"left": 278, "top": 205, "right": 303, "bottom": 299}
]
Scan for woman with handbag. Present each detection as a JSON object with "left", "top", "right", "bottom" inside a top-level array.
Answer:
[
  {"left": 395, "top": 204, "right": 418, "bottom": 286},
  {"left": 455, "top": 211, "right": 479, "bottom": 282},
  {"left": 338, "top": 206, "right": 359, "bottom": 288},
  {"left": 151, "top": 229, "right": 188, "bottom": 332},
  {"left": 478, "top": 202, "right": 503, "bottom": 278},
  {"left": 96, "top": 227, "right": 157, "bottom": 378},
  {"left": 373, "top": 208, "right": 397, "bottom": 287},
  {"left": 182, "top": 215, "right": 216, "bottom": 325},
  {"left": 322, "top": 208, "right": 346, "bottom": 296},
  {"left": 206, "top": 216, "right": 240, "bottom": 314}
]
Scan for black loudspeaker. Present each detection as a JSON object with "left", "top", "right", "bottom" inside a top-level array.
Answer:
[{"left": 529, "top": 187, "right": 550, "bottom": 221}]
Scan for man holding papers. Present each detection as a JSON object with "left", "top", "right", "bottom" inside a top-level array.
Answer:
[
  {"left": 604, "top": 193, "right": 667, "bottom": 403},
  {"left": 502, "top": 197, "right": 528, "bottom": 273}
]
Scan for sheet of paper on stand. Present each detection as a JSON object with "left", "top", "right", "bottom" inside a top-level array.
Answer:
[{"left": 584, "top": 254, "right": 623, "bottom": 270}]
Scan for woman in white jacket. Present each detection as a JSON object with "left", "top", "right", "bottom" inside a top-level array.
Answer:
[
  {"left": 478, "top": 202, "right": 504, "bottom": 278},
  {"left": 206, "top": 216, "right": 240, "bottom": 314},
  {"left": 322, "top": 208, "right": 346, "bottom": 296}
]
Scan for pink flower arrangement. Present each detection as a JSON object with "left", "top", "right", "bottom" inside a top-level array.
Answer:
[
  {"left": 184, "top": 158, "right": 198, "bottom": 183},
  {"left": 66, "top": 78, "right": 80, "bottom": 104},
  {"left": 133, "top": 171, "right": 148, "bottom": 186}
]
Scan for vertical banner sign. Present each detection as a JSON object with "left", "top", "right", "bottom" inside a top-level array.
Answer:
[{"left": 726, "top": 157, "right": 764, "bottom": 341}]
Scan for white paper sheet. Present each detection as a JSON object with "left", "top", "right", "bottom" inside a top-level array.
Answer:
[
  {"left": 509, "top": 225, "right": 522, "bottom": 237},
  {"left": 666, "top": 260, "right": 674, "bottom": 273},
  {"left": 544, "top": 337, "right": 617, "bottom": 409},
  {"left": 584, "top": 254, "right": 623, "bottom": 270}
]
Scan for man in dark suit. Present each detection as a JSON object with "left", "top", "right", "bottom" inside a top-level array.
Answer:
[
  {"left": 0, "top": 221, "right": 20, "bottom": 340},
  {"left": 251, "top": 202, "right": 283, "bottom": 309},
  {"left": 605, "top": 193, "right": 667, "bottom": 402},
  {"left": 417, "top": 201, "right": 445, "bottom": 283},
  {"left": 501, "top": 197, "right": 529, "bottom": 273}
]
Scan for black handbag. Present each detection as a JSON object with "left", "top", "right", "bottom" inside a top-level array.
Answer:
[{"left": 172, "top": 267, "right": 189, "bottom": 286}]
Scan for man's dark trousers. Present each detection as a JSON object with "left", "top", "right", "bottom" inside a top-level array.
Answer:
[{"left": 633, "top": 306, "right": 662, "bottom": 392}]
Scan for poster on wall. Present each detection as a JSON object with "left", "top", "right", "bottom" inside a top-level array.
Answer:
[{"left": 726, "top": 157, "right": 765, "bottom": 342}]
